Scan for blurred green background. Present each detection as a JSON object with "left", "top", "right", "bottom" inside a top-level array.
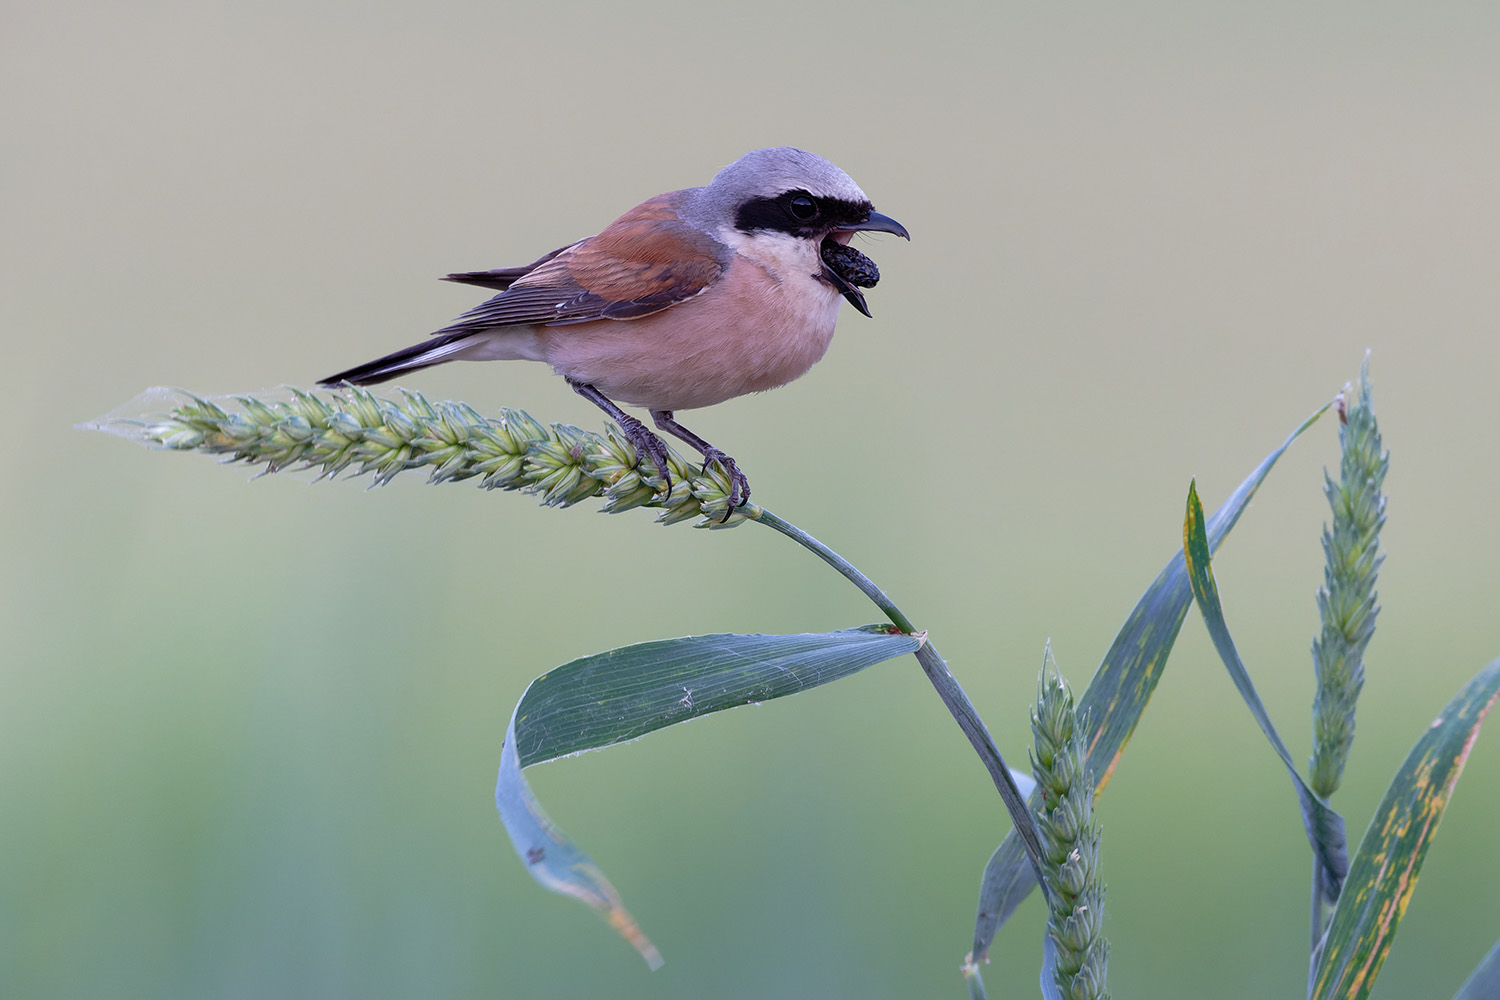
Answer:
[{"left": 4, "top": 2, "right": 1498, "bottom": 997}]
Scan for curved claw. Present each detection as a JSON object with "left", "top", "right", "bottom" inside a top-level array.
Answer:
[
  {"left": 614, "top": 412, "right": 674, "bottom": 498},
  {"left": 569, "top": 381, "right": 675, "bottom": 500},
  {"left": 700, "top": 447, "right": 750, "bottom": 522}
]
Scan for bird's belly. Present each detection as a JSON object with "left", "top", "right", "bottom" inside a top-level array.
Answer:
[{"left": 537, "top": 272, "right": 843, "bottom": 411}]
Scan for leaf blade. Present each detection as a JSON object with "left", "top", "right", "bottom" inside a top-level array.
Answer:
[
  {"left": 513, "top": 626, "right": 919, "bottom": 767},
  {"left": 496, "top": 625, "right": 923, "bottom": 967},
  {"left": 1310, "top": 656, "right": 1500, "bottom": 1000}
]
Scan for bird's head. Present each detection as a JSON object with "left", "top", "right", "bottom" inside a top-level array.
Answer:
[{"left": 689, "top": 147, "right": 909, "bottom": 316}]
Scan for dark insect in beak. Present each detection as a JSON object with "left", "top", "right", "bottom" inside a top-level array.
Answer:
[{"left": 820, "top": 239, "right": 882, "bottom": 317}]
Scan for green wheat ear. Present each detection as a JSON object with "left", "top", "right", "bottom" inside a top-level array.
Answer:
[
  {"left": 93, "top": 386, "right": 757, "bottom": 528},
  {"left": 1310, "top": 355, "right": 1388, "bottom": 799},
  {"left": 1030, "top": 647, "right": 1110, "bottom": 1000}
]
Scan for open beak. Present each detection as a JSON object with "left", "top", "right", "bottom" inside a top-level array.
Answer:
[
  {"left": 835, "top": 210, "right": 910, "bottom": 240},
  {"left": 822, "top": 261, "right": 872, "bottom": 317},
  {"left": 823, "top": 210, "right": 907, "bottom": 316}
]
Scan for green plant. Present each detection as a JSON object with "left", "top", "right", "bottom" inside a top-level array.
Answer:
[
  {"left": 1028, "top": 649, "right": 1109, "bottom": 1000},
  {"left": 94, "top": 357, "right": 1499, "bottom": 997}
]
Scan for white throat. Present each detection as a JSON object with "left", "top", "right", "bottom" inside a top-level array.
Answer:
[{"left": 716, "top": 227, "right": 828, "bottom": 290}]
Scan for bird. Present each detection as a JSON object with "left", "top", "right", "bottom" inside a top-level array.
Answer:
[{"left": 319, "top": 146, "right": 908, "bottom": 511}]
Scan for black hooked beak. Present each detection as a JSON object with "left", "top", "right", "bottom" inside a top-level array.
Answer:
[
  {"left": 834, "top": 210, "right": 910, "bottom": 240},
  {"left": 822, "top": 210, "right": 908, "bottom": 316}
]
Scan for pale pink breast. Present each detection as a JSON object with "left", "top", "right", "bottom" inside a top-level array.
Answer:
[{"left": 537, "top": 257, "right": 843, "bottom": 411}]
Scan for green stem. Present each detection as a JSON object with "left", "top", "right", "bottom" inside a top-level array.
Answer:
[
  {"left": 754, "top": 509, "right": 915, "bottom": 631},
  {"left": 754, "top": 509, "right": 1049, "bottom": 895}
]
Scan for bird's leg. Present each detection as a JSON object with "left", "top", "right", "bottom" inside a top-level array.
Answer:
[
  {"left": 568, "top": 381, "right": 673, "bottom": 496},
  {"left": 651, "top": 410, "right": 750, "bottom": 518}
]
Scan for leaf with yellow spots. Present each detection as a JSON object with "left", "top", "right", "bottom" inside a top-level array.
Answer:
[{"left": 1309, "top": 655, "right": 1500, "bottom": 1000}]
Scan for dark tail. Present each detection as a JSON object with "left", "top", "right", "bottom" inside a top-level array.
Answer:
[{"left": 318, "top": 332, "right": 474, "bottom": 387}]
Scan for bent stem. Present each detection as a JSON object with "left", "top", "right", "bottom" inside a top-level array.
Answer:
[
  {"left": 754, "top": 509, "right": 1049, "bottom": 895},
  {"left": 104, "top": 388, "right": 1049, "bottom": 890}
]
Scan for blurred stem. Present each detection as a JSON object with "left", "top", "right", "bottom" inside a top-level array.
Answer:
[
  {"left": 1311, "top": 859, "right": 1323, "bottom": 953},
  {"left": 755, "top": 509, "right": 1049, "bottom": 894}
]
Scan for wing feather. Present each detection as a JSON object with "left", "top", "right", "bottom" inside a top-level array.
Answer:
[
  {"left": 432, "top": 194, "right": 726, "bottom": 337},
  {"left": 441, "top": 245, "right": 573, "bottom": 291}
]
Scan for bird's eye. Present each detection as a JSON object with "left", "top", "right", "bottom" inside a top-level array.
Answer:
[{"left": 787, "top": 194, "right": 819, "bottom": 221}]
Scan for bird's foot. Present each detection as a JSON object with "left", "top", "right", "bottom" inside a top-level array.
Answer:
[
  {"left": 613, "top": 413, "right": 674, "bottom": 498},
  {"left": 700, "top": 447, "right": 750, "bottom": 521}
]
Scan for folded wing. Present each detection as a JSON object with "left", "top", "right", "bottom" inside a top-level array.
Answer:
[{"left": 433, "top": 194, "right": 729, "bottom": 337}]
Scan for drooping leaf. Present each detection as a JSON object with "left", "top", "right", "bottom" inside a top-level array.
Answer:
[
  {"left": 969, "top": 404, "right": 1331, "bottom": 962},
  {"left": 1309, "top": 656, "right": 1500, "bottom": 1000},
  {"left": 495, "top": 625, "right": 923, "bottom": 968},
  {"left": 1183, "top": 481, "right": 1349, "bottom": 903}
]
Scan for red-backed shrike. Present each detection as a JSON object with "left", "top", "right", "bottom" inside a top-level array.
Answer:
[{"left": 320, "top": 147, "right": 908, "bottom": 509}]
